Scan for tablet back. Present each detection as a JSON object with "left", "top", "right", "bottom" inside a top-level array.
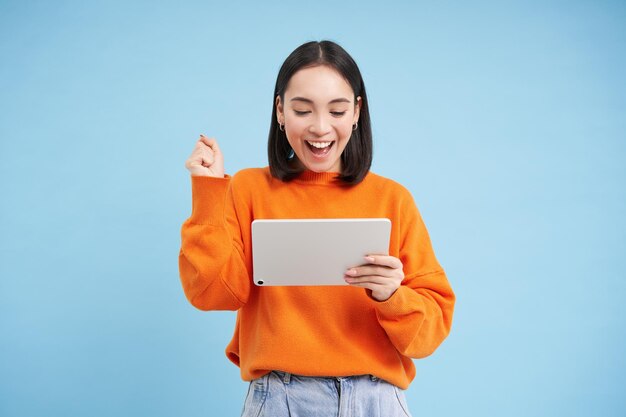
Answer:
[{"left": 251, "top": 218, "right": 391, "bottom": 286}]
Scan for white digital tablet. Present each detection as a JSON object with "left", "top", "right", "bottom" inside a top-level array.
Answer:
[{"left": 251, "top": 218, "right": 391, "bottom": 286}]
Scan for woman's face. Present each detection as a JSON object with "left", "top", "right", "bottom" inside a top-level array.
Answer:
[{"left": 276, "top": 65, "right": 361, "bottom": 173}]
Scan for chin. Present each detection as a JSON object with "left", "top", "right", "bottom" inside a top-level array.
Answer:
[{"left": 304, "top": 161, "right": 341, "bottom": 173}]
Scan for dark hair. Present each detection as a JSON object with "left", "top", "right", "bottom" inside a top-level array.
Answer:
[{"left": 268, "top": 40, "right": 373, "bottom": 184}]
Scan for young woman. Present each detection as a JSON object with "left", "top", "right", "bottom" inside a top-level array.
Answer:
[{"left": 179, "top": 40, "right": 455, "bottom": 417}]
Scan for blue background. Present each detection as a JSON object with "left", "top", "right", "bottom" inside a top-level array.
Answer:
[{"left": 1, "top": 1, "right": 624, "bottom": 416}]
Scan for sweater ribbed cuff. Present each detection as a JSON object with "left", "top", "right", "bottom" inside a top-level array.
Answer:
[
  {"left": 189, "top": 175, "right": 231, "bottom": 225},
  {"left": 374, "top": 285, "right": 425, "bottom": 318}
]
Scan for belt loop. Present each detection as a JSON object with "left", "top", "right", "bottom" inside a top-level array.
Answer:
[{"left": 283, "top": 372, "right": 292, "bottom": 384}]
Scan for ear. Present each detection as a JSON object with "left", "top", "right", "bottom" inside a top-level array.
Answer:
[
  {"left": 353, "top": 96, "right": 362, "bottom": 124},
  {"left": 276, "top": 95, "right": 284, "bottom": 123}
]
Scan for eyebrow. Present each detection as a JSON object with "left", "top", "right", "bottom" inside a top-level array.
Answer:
[{"left": 290, "top": 96, "right": 351, "bottom": 104}]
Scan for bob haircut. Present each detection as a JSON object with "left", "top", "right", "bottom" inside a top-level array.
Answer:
[{"left": 268, "top": 40, "right": 373, "bottom": 185}]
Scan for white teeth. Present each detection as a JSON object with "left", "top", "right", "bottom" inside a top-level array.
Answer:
[{"left": 306, "top": 141, "right": 333, "bottom": 148}]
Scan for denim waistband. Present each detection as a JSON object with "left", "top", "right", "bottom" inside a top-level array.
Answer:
[{"left": 272, "top": 370, "right": 379, "bottom": 384}]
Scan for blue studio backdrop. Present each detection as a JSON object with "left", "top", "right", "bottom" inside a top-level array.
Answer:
[{"left": 1, "top": 1, "right": 624, "bottom": 416}]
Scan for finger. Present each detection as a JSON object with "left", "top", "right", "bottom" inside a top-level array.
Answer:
[
  {"left": 346, "top": 266, "right": 395, "bottom": 278},
  {"left": 345, "top": 280, "right": 388, "bottom": 293},
  {"left": 364, "top": 255, "right": 402, "bottom": 270},
  {"left": 197, "top": 135, "right": 213, "bottom": 150},
  {"left": 199, "top": 135, "right": 222, "bottom": 156},
  {"left": 346, "top": 283, "right": 376, "bottom": 292},
  {"left": 200, "top": 151, "right": 214, "bottom": 167},
  {"left": 187, "top": 145, "right": 211, "bottom": 165},
  {"left": 189, "top": 145, "right": 213, "bottom": 165},
  {"left": 344, "top": 275, "right": 389, "bottom": 285}
]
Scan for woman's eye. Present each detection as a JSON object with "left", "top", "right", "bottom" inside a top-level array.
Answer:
[{"left": 293, "top": 110, "right": 346, "bottom": 117}]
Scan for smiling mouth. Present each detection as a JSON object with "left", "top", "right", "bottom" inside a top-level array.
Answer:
[{"left": 306, "top": 140, "right": 334, "bottom": 156}]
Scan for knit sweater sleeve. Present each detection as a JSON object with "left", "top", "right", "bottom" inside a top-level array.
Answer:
[
  {"left": 374, "top": 193, "right": 455, "bottom": 358},
  {"left": 178, "top": 175, "right": 251, "bottom": 311}
]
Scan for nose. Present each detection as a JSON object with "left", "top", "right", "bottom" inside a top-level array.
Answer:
[{"left": 308, "top": 113, "right": 332, "bottom": 136}]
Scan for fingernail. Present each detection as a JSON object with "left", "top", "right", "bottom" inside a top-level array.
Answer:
[
  {"left": 365, "top": 256, "right": 375, "bottom": 262},
  {"left": 346, "top": 269, "right": 356, "bottom": 275}
]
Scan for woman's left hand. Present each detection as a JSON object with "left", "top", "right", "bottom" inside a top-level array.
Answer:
[{"left": 344, "top": 255, "right": 404, "bottom": 302}]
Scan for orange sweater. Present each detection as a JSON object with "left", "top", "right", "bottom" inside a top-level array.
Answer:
[{"left": 178, "top": 168, "right": 455, "bottom": 389}]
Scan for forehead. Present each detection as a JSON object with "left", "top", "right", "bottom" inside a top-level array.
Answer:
[{"left": 285, "top": 65, "right": 354, "bottom": 101}]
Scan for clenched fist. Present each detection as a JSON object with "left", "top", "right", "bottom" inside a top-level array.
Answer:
[{"left": 185, "top": 135, "right": 225, "bottom": 178}]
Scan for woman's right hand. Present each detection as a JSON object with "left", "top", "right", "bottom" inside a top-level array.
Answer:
[{"left": 185, "top": 135, "right": 225, "bottom": 178}]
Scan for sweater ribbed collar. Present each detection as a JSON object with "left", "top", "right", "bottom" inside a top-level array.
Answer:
[{"left": 292, "top": 170, "right": 343, "bottom": 185}]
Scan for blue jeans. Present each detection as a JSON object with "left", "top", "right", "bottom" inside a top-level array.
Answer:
[{"left": 240, "top": 371, "right": 413, "bottom": 417}]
